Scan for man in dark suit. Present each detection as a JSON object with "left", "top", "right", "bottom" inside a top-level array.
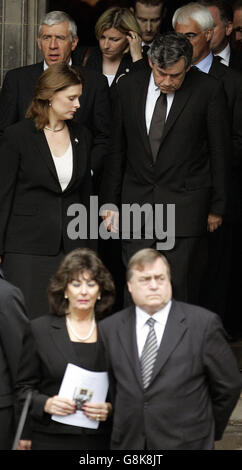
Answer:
[
  {"left": 174, "top": 2, "right": 242, "bottom": 337},
  {"left": 0, "top": 268, "right": 29, "bottom": 449},
  {"left": 0, "top": 10, "right": 111, "bottom": 190},
  {"left": 199, "top": 0, "right": 242, "bottom": 72},
  {"left": 101, "top": 31, "right": 229, "bottom": 304},
  {"left": 99, "top": 248, "right": 242, "bottom": 450}
]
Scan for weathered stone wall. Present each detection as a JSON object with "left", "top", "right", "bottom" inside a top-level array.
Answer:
[{"left": 0, "top": 0, "right": 47, "bottom": 88}]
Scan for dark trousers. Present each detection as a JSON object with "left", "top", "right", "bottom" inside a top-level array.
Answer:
[{"left": 0, "top": 407, "right": 14, "bottom": 450}]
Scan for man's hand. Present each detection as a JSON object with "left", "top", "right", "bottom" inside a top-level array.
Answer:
[
  {"left": 101, "top": 210, "right": 119, "bottom": 233},
  {"left": 207, "top": 213, "right": 223, "bottom": 232},
  {"left": 17, "top": 440, "right": 32, "bottom": 450}
]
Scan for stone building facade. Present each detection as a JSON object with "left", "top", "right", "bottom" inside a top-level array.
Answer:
[{"left": 0, "top": 0, "right": 47, "bottom": 88}]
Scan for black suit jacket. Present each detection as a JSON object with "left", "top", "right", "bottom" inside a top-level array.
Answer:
[
  {"left": 0, "top": 269, "right": 29, "bottom": 409},
  {"left": 229, "top": 48, "right": 242, "bottom": 73},
  {"left": 99, "top": 300, "right": 242, "bottom": 450},
  {"left": 0, "top": 118, "right": 93, "bottom": 256},
  {"left": 209, "top": 58, "right": 242, "bottom": 222},
  {"left": 0, "top": 61, "right": 111, "bottom": 177},
  {"left": 15, "top": 314, "right": 110, "bottom": 436},
  {"left": 101, "top": 67, "right": 230, "bottom": 237}
]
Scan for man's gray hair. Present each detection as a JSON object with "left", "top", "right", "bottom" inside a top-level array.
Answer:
[
  {"left": 39, "top": 11, "right": 77, "bottom": 40},
  {"left": 126, "top": 248, "right": 171, "bottom": 282},
  {"left": 172, "top": 2, "right": 214, "bottom": 31},
  {"left": 148, "top": 31, "right": 193, "bottom": 69}
]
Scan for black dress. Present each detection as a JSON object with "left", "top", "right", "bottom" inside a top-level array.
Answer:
[
  {"left": 32, "top": 342, "right": 111, "bottom": 450},
  {"left": 16, "top": 315, "right": 112, "bottom": 451}
]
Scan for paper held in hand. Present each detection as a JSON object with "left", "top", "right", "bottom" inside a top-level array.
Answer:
[{"left": 51, "top": 363, "right": 109, "bottom": 429}]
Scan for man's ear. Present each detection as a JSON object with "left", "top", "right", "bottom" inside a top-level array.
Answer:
[
  {"left": 71, "top": 36, "right": 79, "bottom": 51},
  {"left": 225, "top": 21, "right": 233, "bottom": 37},
  {"left": 130, "top": 7, "right": 134, "bottom": 15},
  {"left": 148, "top": 56, "right": 153, "bottom": 69},
  {"left": 205, "top": 28, "right": 213, "bottom": 43},
  {"left": 36, "top": 36, "right": 42, "bottom": 51},
  {"left": 127, "top": 282, "right": 132, "bottom": 294}
]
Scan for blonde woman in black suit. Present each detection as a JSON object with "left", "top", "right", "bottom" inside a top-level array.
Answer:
[
  {"left": 0, "top": 63, "right": 93, "bottom": 319},
  {"left": 85, "top": 6, "right": 147, "bottom": 105}
]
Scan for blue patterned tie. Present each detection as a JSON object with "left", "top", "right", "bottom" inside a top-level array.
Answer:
[{"left": 140, "top": 317, "right": 158, "bottom": 388}]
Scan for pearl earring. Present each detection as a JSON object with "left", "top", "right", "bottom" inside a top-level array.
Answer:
[
  {"left": 97, "top": 295, "right": 101, "bottom": 300},
  {"left": 64, "top": 293, "right": 68, "bottom": 299}
]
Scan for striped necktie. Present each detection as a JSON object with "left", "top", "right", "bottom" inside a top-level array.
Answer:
[{"left": 140, "top": 317, "right": 158, "bottom": 388}]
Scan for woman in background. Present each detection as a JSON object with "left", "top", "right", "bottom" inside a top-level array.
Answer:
[{"left": 85, "top": 6, "right": 145, "bottom": 102}]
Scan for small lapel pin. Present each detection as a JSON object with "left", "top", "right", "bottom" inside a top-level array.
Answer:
[{"left": 74, "top": 137, "right": 79, "bottom": 144}]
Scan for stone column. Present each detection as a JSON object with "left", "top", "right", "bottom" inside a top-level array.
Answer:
[{"left": 0, "top": 0, "right": 47, "bottom": 88}]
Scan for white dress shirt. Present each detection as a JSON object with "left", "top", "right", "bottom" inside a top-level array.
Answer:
[
  {"left": 136, "top": 300, "right": 172, "bottom": 357},
  {"left": 105, "top": 74, "right": 115, "bottom": 86},
  {"left": 44, "top": 58, "right": 72, "bottom": 70},
  {"left": 145, "top": 72, "right": 174, "bottom": 133},
  {"left": 195, "top": 52, "right": 213, "bottom": 74},
  {"left": 214, "top": 43, "right": 230, "bottom": 67},
  {"left": 52, "top": 143, "right": 73, "bottom": 191}
]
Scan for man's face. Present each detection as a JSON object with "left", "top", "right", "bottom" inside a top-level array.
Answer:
[
  {"left": 175, "top": 18, "right": 212, "bottom": 64},
  {"left": 206, "top": 5, "right": 232, "bottom": 53},
  {"left": 134, "top": 2, "right": 163, "bottom": 44},
  {"left": 128, "top": 258, "right": 172, "bottom": 314},
  {"left": 233, "top": 8, "right": 242, "bottom": 43},
  {"left": 37, "top": 21, "right": 78, "bottom": 66},
  {"left": 149, "top": 57, "right": 189, "bottom": 94}
]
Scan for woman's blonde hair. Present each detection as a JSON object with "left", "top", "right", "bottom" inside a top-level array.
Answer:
[
  {"left": 26, "top": 63, "right": 83, "bottom": 130},
  {"left": 95, "top": 6, "right": 141, "bottom": 53}
]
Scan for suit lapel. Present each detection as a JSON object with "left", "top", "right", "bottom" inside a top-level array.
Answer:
[
  {"left": 208, "top": 58, "right": 226, "bottom": 80},
  {"left": 117, "top": 302, "right": 188, "bottom": 389},
  {"left": 117, "top": 306, "right": 143, "bottom": 387},
  {"left": 135, "top": 70, "right": 152, "bottom": 156},
  {"left": 161, "top": 71, "right": 193, "bottom": 145},
  {"left": 32, "top": 126, "right": 61, "bottom": 188},
  {"left": 64, "top": 122, "right": 80, "bottom": 191},
  {"left": 50, "top": 315, "right": 78, "bottom": 365},
  {"left": 150, "top": 300, "right": 187, "bottom": 386},
  {"left": 31, "top": 121, "right": 83, "bottom": 192},
  {"left": 135, "top": 69, "right": 193, "bottom": 159}
]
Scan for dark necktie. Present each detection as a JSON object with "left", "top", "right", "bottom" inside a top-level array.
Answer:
[
  {"left": 140, "top": 317, "right": 158, "bottom": 389},
  {"left": 148, "top": 92, "right": 167, "bottom": 162},
  {"left": 214, "top": 55, "right": 222, "bottom": 63},
  {"left": 142, "top": 45, "right": 150, "bottom": 57}
]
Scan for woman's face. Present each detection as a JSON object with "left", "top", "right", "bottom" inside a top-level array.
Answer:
[
  {"left": 99, "top": 27, "right": 128, "bottom": 60},
  {"left": 65, "top": 271, "right": 100, "bottom": 315},
  {"left": 49, "top": 84, "right": 82, "bottom": 121}
]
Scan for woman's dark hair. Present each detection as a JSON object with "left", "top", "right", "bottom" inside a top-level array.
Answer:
[
  {"left": 48, "top": 248, "right": 115, "bottom": 319},
  {"left": 26, "top": 63, "right": 83, "bottom": 130}
]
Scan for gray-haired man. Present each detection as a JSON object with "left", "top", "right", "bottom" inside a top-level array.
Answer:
[{"left": 0, "top": 11, "right": 111, "bottom": 190}]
